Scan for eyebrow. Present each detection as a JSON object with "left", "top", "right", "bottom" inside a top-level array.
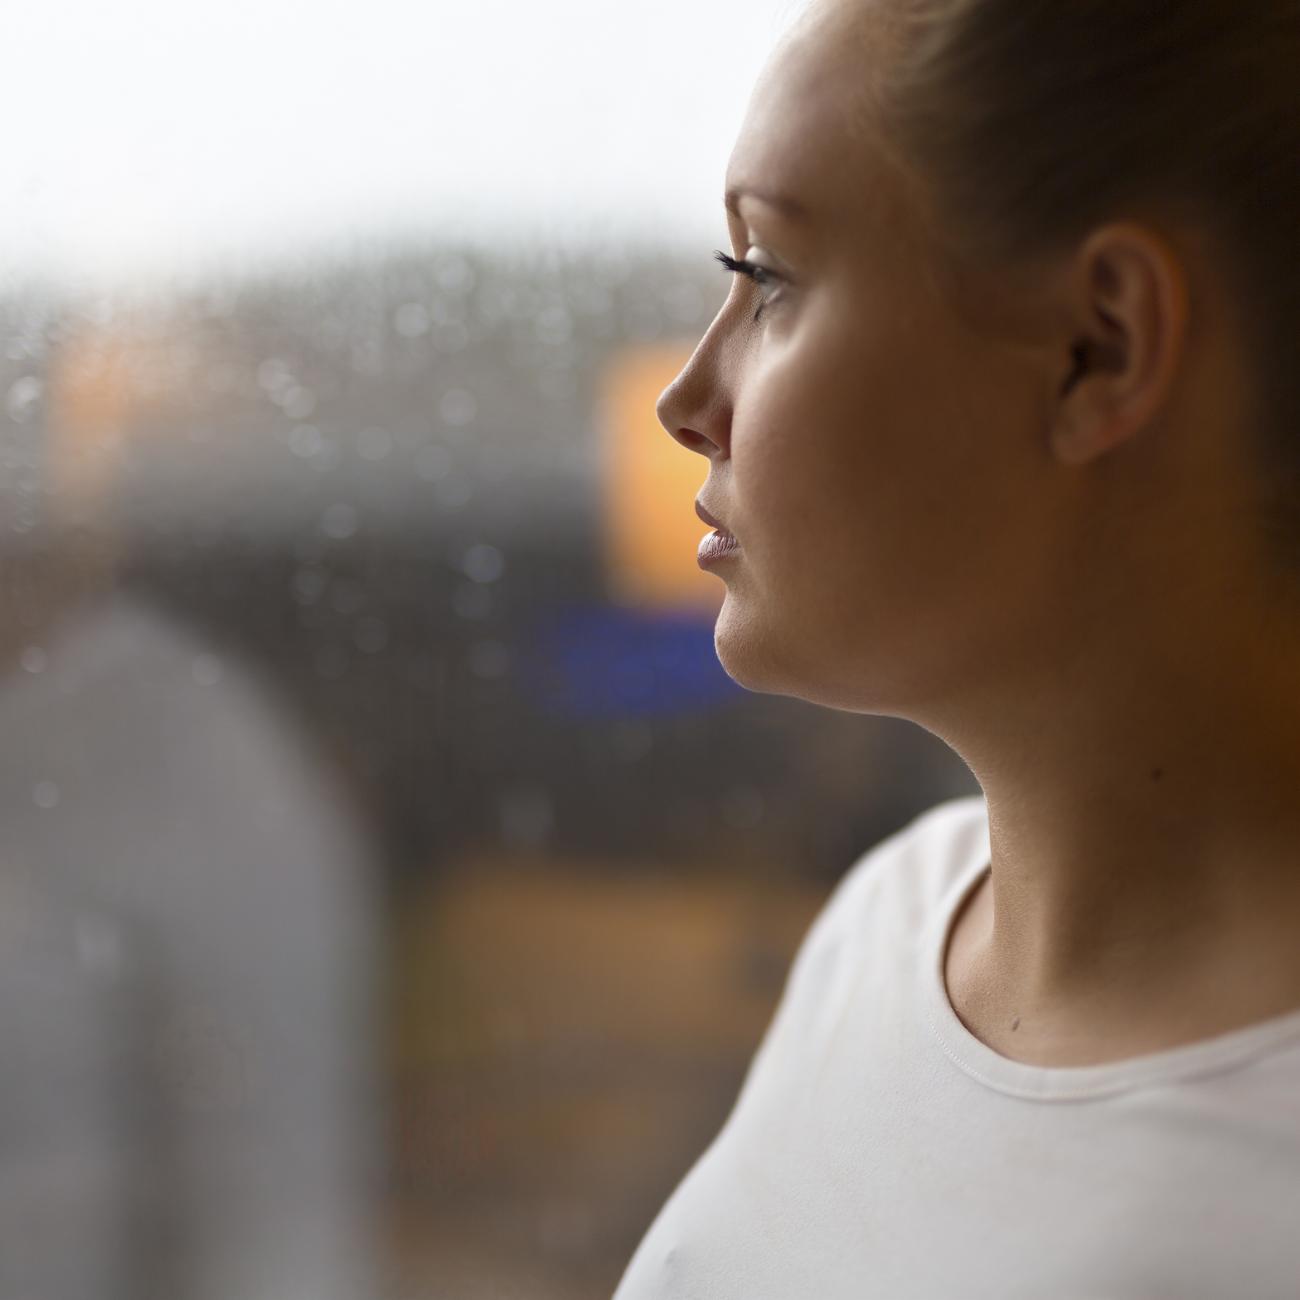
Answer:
[{"left": 724, "top": 186, "right": 810, "bottom": 222}]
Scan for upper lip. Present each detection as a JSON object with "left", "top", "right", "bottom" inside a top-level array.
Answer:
[{"left": 694, "top": 499, "right": 734, "bottom": 536}]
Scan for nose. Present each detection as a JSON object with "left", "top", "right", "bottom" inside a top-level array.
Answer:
[{"left": 655, "top": 336, "right": 730, "bottom": 460}]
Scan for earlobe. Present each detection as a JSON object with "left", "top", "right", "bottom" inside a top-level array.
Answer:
[{"left": 1052, "top": 333, "right": 1130, "bottom": 465}]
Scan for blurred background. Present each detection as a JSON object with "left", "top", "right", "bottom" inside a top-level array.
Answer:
[{"left": 0, "top": 1, "right": 979, "bottom": 1296}]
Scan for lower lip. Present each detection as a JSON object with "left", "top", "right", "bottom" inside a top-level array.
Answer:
[{"left": 697, "top": 529, "right": 741, "bottom": 567}]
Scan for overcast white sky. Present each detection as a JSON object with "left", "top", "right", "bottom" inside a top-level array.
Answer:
[{"left": 5, "top": 0, "right": 804, "bottom": 294}]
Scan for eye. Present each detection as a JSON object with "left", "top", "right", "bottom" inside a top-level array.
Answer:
[{"left": 713, "top": 249, "right": 785, "bottom": 322}]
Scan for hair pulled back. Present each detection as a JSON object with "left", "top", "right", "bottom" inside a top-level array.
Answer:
[{"left": 875, "top": 0, "right": 1300, "bottom": 570}]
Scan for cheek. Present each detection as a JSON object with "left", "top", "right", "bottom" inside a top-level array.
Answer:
[
  {"left": 736, "top": 311, "right": 1035, "bottom": 623},
  {"left": 739, "top": 312, "right": 965, "bottom": 536}
]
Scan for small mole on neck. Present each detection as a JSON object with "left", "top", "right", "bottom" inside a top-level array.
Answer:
[
  {"left": 1149, "top": 766, "right": 1164, "bottom": 781},
  {"left": 1010, "top": 1016, "right": 1020, "bottom": 1032}
]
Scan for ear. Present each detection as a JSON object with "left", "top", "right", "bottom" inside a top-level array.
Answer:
[{"left": 1051, "top": 221, "right": 1190, "bottom": 467}]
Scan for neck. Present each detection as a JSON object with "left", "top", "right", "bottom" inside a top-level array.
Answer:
[{"left": 934, "top": 549, "right": 1300, "bottom": 1061}]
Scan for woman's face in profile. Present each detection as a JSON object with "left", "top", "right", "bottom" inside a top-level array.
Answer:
[{"left": 658, "top": 0, "right": 1074, "bottom": 718}]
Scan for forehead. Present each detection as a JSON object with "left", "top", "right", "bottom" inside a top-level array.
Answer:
[{"left": 726, "top": 3, "right": 909, "bottom": 235}]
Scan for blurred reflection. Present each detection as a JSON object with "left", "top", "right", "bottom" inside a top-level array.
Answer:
[
  {"left": 0, "top": 240, "right": 976, "bottom": 1299},
  {"left": 0, "top": 448, "right": 382, "bottom": 1293}
]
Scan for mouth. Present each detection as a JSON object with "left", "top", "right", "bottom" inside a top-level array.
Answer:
[{"left": 694, "top": 498, "right": 735, "bottom": 538}]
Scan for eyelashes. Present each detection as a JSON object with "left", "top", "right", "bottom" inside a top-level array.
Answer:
[{"left": 713, "top": 249, "right": 783, "bottom": 322}]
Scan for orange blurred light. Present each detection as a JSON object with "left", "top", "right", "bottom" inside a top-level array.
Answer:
[{"left": 598, "top": 342, "right": 723, "bottom": 614}]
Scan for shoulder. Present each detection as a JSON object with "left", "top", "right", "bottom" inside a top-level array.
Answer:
[
  {"left": 741, "top": 794, "right": 987, "bottom": 1078},
  {"left": 809, "top": 792, "right": 988, "bottom": 953}
]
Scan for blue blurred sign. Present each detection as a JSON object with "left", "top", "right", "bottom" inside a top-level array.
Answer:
[{"left": 518, "top": 602, "right": 744, "bottom": 720}]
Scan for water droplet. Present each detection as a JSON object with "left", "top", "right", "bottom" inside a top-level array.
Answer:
[
  {"left": 289, "top": 423, "right": 323, "bottom": 458},
  {"left": 439, "top": 388, "right": 477, "bottom": 427},
  {"left": 191, "top": 654, "right": 223, "bottom": 686},
  {"left": 329, "top": 576, "right": 367, "bottom": 615},
  {"left": 291, "top": 566, "right": 327, "bottom": 606},
  {"left": 434, "top": 475, "right": 474, "bottom": 510},
  {"left": 19, "top": 645, "right": 47, "bottom": 674},
  {"left": 32, "top": 780, "right": 59, "bottom": 809},
  {"left": 281, "top": 385, "right": 317, "bottom": 420},
  {"left": 257, "top": 358, "right": 293, "bottom": 393},
  {"left": 452, "top": 583, "right": 492, "bottom": 620},
  {"left": 461, "top": 543, "right": 504, "bottom": 584},
  {"left": 435, "top": 254, "right": 475, "bottom": 295},
  {"left": 393, "top": 302, "right": 430, "bottom": 338},
  {"left": 310, "top": 436, "right": 342, "bottom": 473},
  {"left": 320, "top": 502, "right": 359, "bottom": 540},
  {"left": 414, "top": 443, "right": 451, "bottom": 482},
  {"left": 5, "top": 376, "right": 42, "bottom": 423}
]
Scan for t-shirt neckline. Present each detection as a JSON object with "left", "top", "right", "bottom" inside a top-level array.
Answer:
[{"left": 921, "top": 810, "right": 1300, "bottom": 1102}]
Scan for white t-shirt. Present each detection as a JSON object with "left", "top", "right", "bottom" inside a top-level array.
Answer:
[{"left": 612, "top": 795, "right": 1300, "bottom": 1299}]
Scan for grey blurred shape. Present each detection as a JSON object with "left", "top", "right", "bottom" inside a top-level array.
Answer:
[{"left": 0, "top": 588, "right": 383, "bottom": 1300}]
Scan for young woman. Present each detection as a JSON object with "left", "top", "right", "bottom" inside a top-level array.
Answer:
[{"left": 614, "top": 0, "right": 1300, "bottom": 1294}]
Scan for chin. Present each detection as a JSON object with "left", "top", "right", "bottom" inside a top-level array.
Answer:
[{"left": 712, "top": 599, "right": 804, "bottom": 697}]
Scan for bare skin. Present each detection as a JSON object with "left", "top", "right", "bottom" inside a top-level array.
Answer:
[{"left": 657, "top": 0, "right": 1300, "bottom": 1067}]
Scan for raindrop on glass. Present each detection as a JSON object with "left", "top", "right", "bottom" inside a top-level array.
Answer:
[
  {"left": 329, "top": 577, "right": 367, "bottom": 615},
  {"left": 414, "top": 444, "right": 451, "bottom": 482},
  {"left": 257, "top": 358, "right": 293, "bottom": 393},
  {"left": 5, "top": 376, "right": 42, "bottom": 423},
  {"left": 435, "top": 254, "right": 475, "bottom": 295},
  {"left": 281, "top": 385, "right": 317, "bottom": 420},
  {"left": 439, "top": 388, "right": 477, "bottom": 427},
  {"left": 461, "top": 543, "right": 504, "bottom": 584},
  {"left": 434, "top": 475, "right": 474, "bottom": 510},
  {"left": 291, "top": 566, "right": 327, "bottom": 606},
  {"left": 320, "top": 502, "right": 359, "bottom": 540},
  {"left": 452, "top": 583, "right": 492, "bottom": 620},
  {"left": 393, "top": 303, "right": 430, "bottom": 338},
  {"left": 290, "top": 424, "right": 323, "bottom": 458}
]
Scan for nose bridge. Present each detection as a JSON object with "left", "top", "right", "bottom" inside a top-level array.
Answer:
[{"left": 656, "top": 316, "right": 732, "bottom": 450}]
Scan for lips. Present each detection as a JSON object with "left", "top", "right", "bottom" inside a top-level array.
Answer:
[{"left": 694, "top": 499, "right": 734, "bottom": 537}]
